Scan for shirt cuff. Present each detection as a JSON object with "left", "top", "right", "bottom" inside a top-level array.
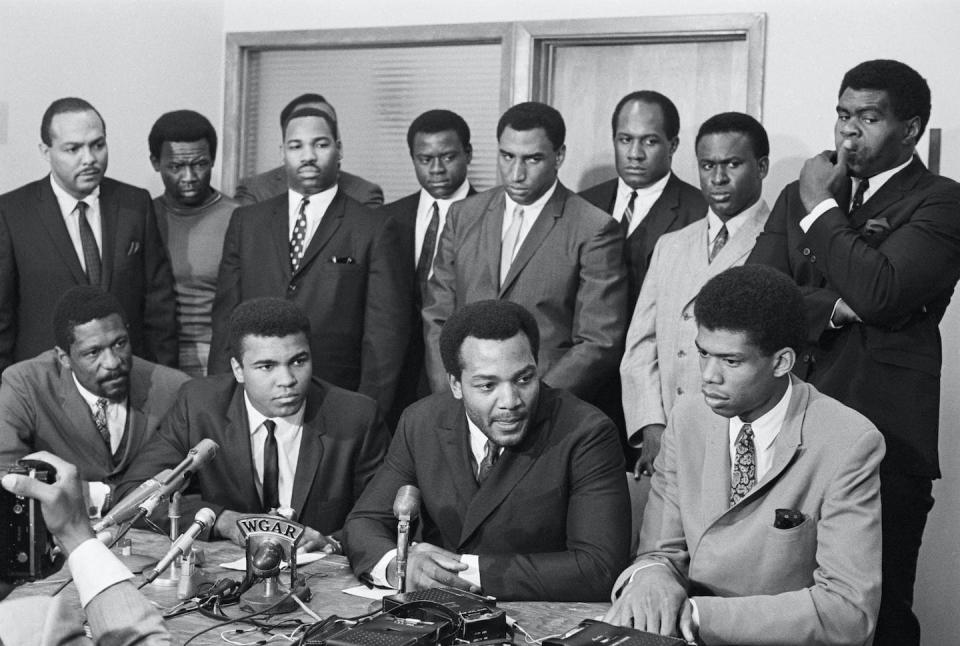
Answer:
[
  {"left": 828, "top": 298, "right": 845, "bottom": 329},
  {"left": 799, "top": 198, "right": 838, "bottom": 233},
  {"left": 67, "top": 538, "right": 134, "bottom": 607},
  {"left": 369, "top": 548, "right": 399, "bottom": 588},
  {"left": 460, "top": 554, "right": 480, "bottom": 588},
  {"left": 689, "top": 598, "right": 700, "bottom": 630}
]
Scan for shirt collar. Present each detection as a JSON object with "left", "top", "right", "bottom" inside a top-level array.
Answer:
[
  {"left": 50, "top": 174, "right": 100, "bottom": 216},
  {"left": 288, "top": 184, "right": 338, "bottom": 216},
  {"left": 617, "top": 172, "right": 671, "bottom": 200},
  {"left": 71, "top": 372, "right": 125, "bottom": 408},
  {"left": 418, "top": 180, "right": 471, "bottom": 216},
  {"left": 856, "top": 155, "right": 914, "bottom": 201},
  {"left": 243, "top": 391, "right": 306, "bottom": 435},
  {"left": 706, "top": 197, "right": 766, "bottom": 243},
  {"left": 730, "top": 378, "right": 793, "bottom": 452},
  {"left": 504, "top": 179, "right": 559, "bottom": 216}
]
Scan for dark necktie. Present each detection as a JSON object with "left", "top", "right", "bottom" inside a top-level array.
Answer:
[
  {"left": 262, "top": 420, "right": 280, "bottom": 512},
  {"left": 94, "top": 398, "right": 111, "bottom": 450},
  {"left": 850, "top": 178, "right": 870, "bottom": 213},
  {"left": 730, "top": 423, "right": 756, "bottom": 505},
  {"left": 76, "top": 201, "right": 101, "bottom": 286},
  {"left": 477, "top": 439, "right": 500, "bottom": 485},
  {"left": 290, "top": 196, "right": 309, "bottom": 273},
  {"left": 709, "top": 224, "right": 729, "bottom": 263},
  {"left": 621, "top": 190, "right": 637, "bottom": 237},
  {"left": 416, "top": 201, "right": 440, "bottom": 296}
]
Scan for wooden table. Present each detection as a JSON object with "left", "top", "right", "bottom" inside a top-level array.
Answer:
[{"left": 10, "top": 529, "right": 608, "bottom": 645}]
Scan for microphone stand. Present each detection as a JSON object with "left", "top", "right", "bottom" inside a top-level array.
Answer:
[
  {"left": 149, "top": 492, "right": 182, "bottom": 587},
  {"left": 396, "top": 515, "right": 411, "bottom": 592}
]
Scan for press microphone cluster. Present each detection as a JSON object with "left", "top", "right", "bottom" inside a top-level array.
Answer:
[
  {"left": 143, "top": 507, "right": 216, "bottom": 584},
  {"left": 393, "top": 485, "right": 420, "bottom": 592}
]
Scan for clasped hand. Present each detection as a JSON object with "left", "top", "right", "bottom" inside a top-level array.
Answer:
[
  {"left": 390, "top": 542, "right": 479, "bottom": 593},
  {"left": 604, "top": 565, "right": 698, "bottom": 643}
]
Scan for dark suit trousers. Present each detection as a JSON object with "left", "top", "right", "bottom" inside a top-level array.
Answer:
[{"left": 875, "top": 467, "right": 934, "bottom": 646}]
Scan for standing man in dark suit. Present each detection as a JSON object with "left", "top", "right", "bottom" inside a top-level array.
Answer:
[
  {"left": 235, "top": 93, "right": 383, "bottom": 207},
  {"left": 747, "top": 59, "right": 960, "bottom": 646},
  {"left": 0, "top": 97, "right": 177, "bottom": 374},
  {"left": 344, "top": 300, "right": 629, "bottom": 601},
  {"left": 120, "top": 298, "right": 390, "bottom": 552},
  {"left": 209, "top": 107, "right": 410, "bottom": 414},
  {"left": 423, "top": 102, "right": 627, "bottom": 405},
  {"left": 381, "top": 109, "right": 476, "bottom": 424}
]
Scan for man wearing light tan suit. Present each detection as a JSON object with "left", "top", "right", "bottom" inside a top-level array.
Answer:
[{"left": 620, "top": 113, "right": 770, "bottom": 478}]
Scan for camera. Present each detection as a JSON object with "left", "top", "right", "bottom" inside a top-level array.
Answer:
[{"left": 0, "top": 463, "right": 58, "bottom": 581}]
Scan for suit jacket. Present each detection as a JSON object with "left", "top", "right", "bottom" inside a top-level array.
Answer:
[
  {"left": 343, "top": 385, "right": 630, "bottom": 601},
  {"left": 614, "top": 377, "right": 884, "bottom": 645},
  {"left": 620, "top": 201, "right": 769, "bottom": 438},
  {"left": 0, "top": 176, "right": 178, "bottom": 373},
  {"left": 208, "top": 191, "right": 412, "bottom": 413},
  {"left": 380, "top": 187, "right": 476, "bottom": 425},
  {"left": 747, "top": 157, "right": 960, "bottom": 477},
  {"left": 0, "top": 350, "right": 189, "bottom": 484},
  {"left": 114, "top": 374, "right": 391, "bottom": 535},
  {"left": 235, "top": 166, "right": 384, "bottom": 208},
  {"left": 579, "top": 174, "right": 707, "bottom": 311},
  {"left": 422, "top": 184, "right": 628, "bottom": 400}
]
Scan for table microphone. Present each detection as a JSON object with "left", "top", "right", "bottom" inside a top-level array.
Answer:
[
  {"left": 143, "top": 507, "right": 216, "bottom": 584},
  {"left": 393, "top": 485, "right": 420, "bottom": 592},
  {"left": 93, "top": 469, "right": 172, "bottom": 533}
]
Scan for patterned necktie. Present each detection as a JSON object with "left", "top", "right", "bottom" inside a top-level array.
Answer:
[
  {"left": 850, "top": 178, "right": 870, "bottom": 213},
  {"left": 499, "top": 204, "right": 524, "bottom": 286},
  {"left": 289, "top": 196, "right": 309, "bottom": 273},
  {"left": 76, "top": 201, "right": 101, "bottom": 286},
  {"left": 477, "top": 439, "right": 500, "bottom": 485},
  {"left": 709, "top": 224, "right": 728, "bottom": 263},
  {"left": 730, "top": 423, "right": 756, "bottom": 505},
  {"left": 416, "top": 201, "right": 440, "bottom": 296},
  {"left": 262, "top": 420, "right": 280, "bottom": 512},
  {"left": 621, "top": 191, "right": 637, "bottom": 237},
  {"left": 94, "top": 398, "right": 111, "bottom": 450}
]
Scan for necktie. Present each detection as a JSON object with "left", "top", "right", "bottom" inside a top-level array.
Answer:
[
  {"left": 76, "top": 201, "right": 101, "bottom": 286},
  {"left": 709, "top": 224, "right": 728, "bottom": 263},
  {"left": 499, "top": 204, "right": 524, "bottom": 286},
  {"left": 416, "top": 201, "right": 440, "bottom": 296},
  {"left": 730, "top": 423, "right": 756, "bottom": 505},
  {"left": 289, "top": 196, "right": 309, "bottom": 273},
  {"left": 850, "top": 178, "right": 870, "bottom": 213},
  {"left": 94, "top": 398, "right": 111, "bottom": 450},
  {"left": 262, "top": 420, "right": 280, "bottom": 512},
  {"left": 477, "top": 439, "right": 500, "bottom": 485},
  {"left": 621, "top": 190, "right": 637, "bottom": 237}
]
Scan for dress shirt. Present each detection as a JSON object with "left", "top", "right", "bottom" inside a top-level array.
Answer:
[
  {"left": 705, "top": 198, "right": 766, "bottom": 253},
  {"left": 244, "top": 392, "right": 304, "bottom": 510},
  {"left": 799, "top": 156, "right": 914, "bottom": 232},
  {"left": 414, "top": 181, "right": 472, "bottom": 270},
  {"left": 727, "top": 380, "right": 792, "bottom": 482},
  {"left": 50, "top": 175, "right": 102, "bottom": 272},
  {"left": 502, "top": 180, "right": 559, "bottom": 251},
  {"left": 612, "top": 173, "right": 671, "bottom": 236},
  {"left": 72, "top": 373, "right": 127, "bottom": 453},
  {"left": 287, "top": 185, "right": 338, "bottom": 248}
]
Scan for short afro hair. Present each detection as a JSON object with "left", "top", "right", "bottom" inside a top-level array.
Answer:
[
  {"left": 497, "top": 102, "right": 565, "bottom": 151},
  {"left": 440, "top": 300, "right": 540, "bottom": 377},
  {"left": 279, "top": 93, "right": 335, "bottom": 127},
  {"left": 148, "top": 110, "right": 218, "bottom": 161},
  {"left": 281, "top": 107, "right": 339, "bottom": 141},
  {"left": 406, "top": 109, "right": 471, "bottom": 154},
  {"left": 228, "top": 298, "right": 311, "bottom": 362},
  {"left": 840, "top": 59, "right": 931, "bottom": 140},
  {"left": 696, "top": 112, "right": 770, "bottom": 159},
  {"left": 611, "top": 91, "right": 680, "bottom": 140},
  {"left": 694, "top": 265, "right": 806, "bottom": 356},
  {"left": 41, "top": 97, "right": 105, "bottom": 147},
  {"left": 53, "top": 286, "right": 127, "bottom": 351}
]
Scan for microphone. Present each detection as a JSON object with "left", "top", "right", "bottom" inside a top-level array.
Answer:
[
  {"left": 92, "top": 469, "right": 172, "bottom": 533},
  {"left": 393, "top": 485, "right": 420, "bottom": 592},
  {"left": 137, "top": 439, "right": 221, "bottom": 517},
  {"left": 144, "top": 507, "right": 216, "bottom": 584}
]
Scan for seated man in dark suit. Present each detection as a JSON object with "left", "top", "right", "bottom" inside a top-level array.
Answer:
[
  {"left": 381, "top": 109, "right": 476, "bottom": 425},
  {"left": 344, "top": 299, "right": 630, "bottom": 601},
  {"left": 235, "top": 93, "right": 383, "bottom": 207},
  {"left": 0, "top": 286, "right": 189, "bottom": 514},
  {"left": 607, "top": 265, "right": 883, "bottom": 645},
  {"left": 118, "top": 298, "right": 390, "bottom": 552}
]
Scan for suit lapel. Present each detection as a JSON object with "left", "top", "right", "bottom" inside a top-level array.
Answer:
[
  {"left": 752, "top": 377, "right": 804, "bottom": 494},
  {"left": 438, "top": 408, "right": 480, "bottom": 515},
  {"left": 629, "top": 174, "right": 683, "bottom": 246},
  {"left": 57, "top": 365, "right": 112, "bottom": 465},
  {"left": 269, "top": 196, "right": 293, "bottom": 281},
  {"left": 97, "top": 180, "right": 117, "bottom": 291},
  {"left": 114, "top": 361, "right": 150, "bottom": 475},
  {"left": 700, "top": 412, "right": 732, "bottom": 526},
  {"left": 691, "top": 202, "right": 770, "bottom": 287},
  {"left": 482, "top": 192, "right": 507, "bottom": 292},
  {"left": 290, "top": 383, "right": 327, "bottom": 515},
  {"left": 849, "top": 157, "right": 923, "bottom": 230},
  {"left": 37, "top": 179, "right": 87, "bottom": 283},
  {"left": 499, "top": 187, "right": 564, "bottom": 295},
  {"left": 223, "top": 387, "right": 262, "bottom": 506},
  {"left": 294, "top": 191, "right": 346, "bottom": 277}
]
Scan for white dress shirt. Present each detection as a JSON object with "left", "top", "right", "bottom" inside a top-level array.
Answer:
[
  {"left": 415, "top": 181, "right": 472, "bottom": 272},
  {"left": 727, "top": 379, "right": 793, "bottom": 482},
  {"left": 244, "top": 393, "right": 304, "bottom": 510},
  {"left": 502, "top": 180, "right": 559, "bottom": 252},
  {"left": 50, "top": 175, "right": 102, "bottom": 272},
  {"left": 612, "top": 173, "right": 671, "bottom": 236},
  {"left": 72, "top": 374, "right": 127, "bottom": 453},
  {"left": 288, "top": 184, "right": 338, "bottom": 248},
  {"left": 705, "top": 198, "right": 767, "bottom": 257}
]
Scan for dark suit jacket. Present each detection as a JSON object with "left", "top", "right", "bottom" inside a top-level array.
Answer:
[
  {"left": 579, "top": 174, "right": 707, "bottom": 310},
  {"left": 343, "top": 385, "right": 630, "bottom": 601},
  {"left": 747, "top": 157, "right": 960, "bottom": 477},
  {"left": 380, "top": 187, "right": 476, "bottom": 425},
  {"left": 423, "top": 184, "right": 628, "bottom": 401},
  {"left": 235, "top": 167, "right": 384, "bottom": 208},
  {"left": 0, "top": 350, "right": 189, "bottom": 484},
  {"left": 115, "top": 374, "right": 391, "bottom": 535},
  {"left": 0, "top": 176, "right": 178, "bottom": 372},
  {"left": 208, "top": 191, "right": 412, "bottom": 413}
]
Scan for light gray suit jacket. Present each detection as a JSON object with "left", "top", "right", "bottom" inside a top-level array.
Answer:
[{"left": 620, "top": 201, "right": 769, "bottom": 438}]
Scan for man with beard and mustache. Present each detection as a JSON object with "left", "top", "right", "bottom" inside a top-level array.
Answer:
[
  {"left": 0, "top": 97, "right": 178, "bottom": 376},
  {"left": 344, "top": 300, "right": 630, "bottom": 601},
  {"left": 0, "top": 287, "right": 188, "bottom": 516},
  {"left": 208, "top": 108, "right": 410, "bottom": 415}
]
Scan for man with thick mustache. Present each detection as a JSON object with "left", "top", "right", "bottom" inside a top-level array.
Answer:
[
  {"left": 208, "top": 107, "right": 410, "bottom": 414},
  {"left": 0, "top": 97, "right": 177, "bottom": 375}
]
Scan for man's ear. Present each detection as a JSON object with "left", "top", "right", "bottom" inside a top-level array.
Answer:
[
  {"left": 772, "top": 347, "right": 796, "bottom": 378},
  {"left": 150, "top": 155, "right": 161, "bottom": 172},
  {"left": 903, "top": 116, "right": 922, "bottom": 147},
  {"left": 54, "top": 346, "right": 71, "bottom": 370},
  {"left": 448, "top": 373, "right": 463, "bottom": 400},
  {"left": 230, "top": 357, "right": 244, "bottom": 384}
]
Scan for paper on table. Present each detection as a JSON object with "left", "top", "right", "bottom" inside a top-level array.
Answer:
[
  {"left": 219, "top": 551, "right": 327, "bottom": 571},
  {"left": 343, "top": 585, "right": 397, "bottom": 600}
]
